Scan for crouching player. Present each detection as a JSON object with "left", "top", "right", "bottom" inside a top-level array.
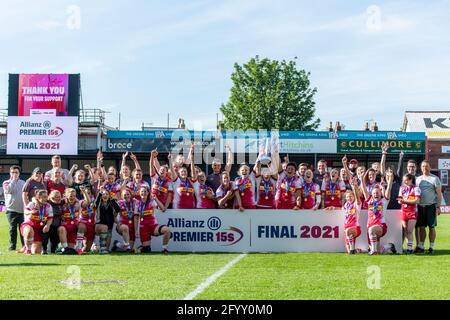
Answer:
[
  {"left": 342, "top": 177, "right": 362, "bottom": 254},
  {"left": 58, "top": 188, "right": 81, "bottom": 254},
  {"left": 398, "top": 174, "right": 421, "bottom": 254},
  {"left": 135, "top": 186, "right": 171, "bottom": 254},
  {"left": 21, "top": 190, "right": 53, "bottom": 255},
  {"left": 117, "top": 189, "right": 137, "bottom": 252},
  {"left": 361, "top": 170, "right": 397, "bottom": 255}
]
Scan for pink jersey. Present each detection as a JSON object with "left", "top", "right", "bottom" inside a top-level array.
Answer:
[
  {"left": 150, "top": 174, "right": 173, "bottom": 206},
  {"left": 62, "top": 201, "right": 80, "bottom": 226},
  {"left": 301, "top": 181, "right": 321, "bottom": 209},
  {"left": 234, "top": 173, "right": 256, "bottom": 209},
  {"left": 321, "top": 179, "right": 346, "bottom": 208},
  {"left": 135, "top": 198, "right": 157, "bottom": 225},
  {"left": 343, "top": 201, "right": 361, "bottom": 229},
  {"left": 194, "top": 183, "right": 216, "bottom": 209},
  {"left": 118, "top": 199, "right": 138, "bottom": 225},
  {"left": 126, "top": 180, "right": 150, "bottom": 200},
  {"left": 25, "top": 202, "right": 53, "bottom": 225},
  {"left": 255, "top": 177, "right": 276, "bottom": 209},
  {"left": 79, "top": 199, "right": 96, "bottom": 224},
  {"left": 398, "top": 185, "right": 421, "bottom": 215},
  {"left": 367, "top": 198, "right": 389, "bottom": 227},
  {"left": 103, "top": 181, "right": 122, "bottom": 200},
  {"left": 172, "top": 177, "right": 196, "bottom": 209},
  {"left": 275, "top": 172, "right": 302, "bottom": 209},
  {"left": 362, "top": 181, "right": 379, "bottom": 209}
]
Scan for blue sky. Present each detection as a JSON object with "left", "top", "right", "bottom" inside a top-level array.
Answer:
[{"left": 0, "top": 0, "right": 449, "bottom": 131}]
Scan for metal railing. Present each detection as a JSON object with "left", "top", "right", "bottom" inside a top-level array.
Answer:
[{"left": 79, "top": 108, "right": 109, "bottom": 125}]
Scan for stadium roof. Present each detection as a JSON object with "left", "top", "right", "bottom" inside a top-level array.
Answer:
[{"left": 402, "top": 111, "right": 450, "bottom": 140}]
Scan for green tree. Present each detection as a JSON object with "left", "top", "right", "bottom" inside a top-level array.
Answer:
[{"left": 220, "top": 56, "right": 320, "bottom": 131}]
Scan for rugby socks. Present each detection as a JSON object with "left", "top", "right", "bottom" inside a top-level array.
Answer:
[
  {"left": 369, "top": 235, "right": 378, "bottom": 253},
  {"left": 99, "top": 232, "right": 108, "bottom": 250},
  {"left": 346, "top": 235, "right": 355, "bottom": 250},
  {"left": 76, "top": 233, "right": 84, "bottom": 250},
  {"left": 418, "top": 242, "right": 424, "bottom": 249},
  {"left": 62, "top": 242, "right": 68, "bottom": 248},
  {"left": 25, "top": 236, "right": 33, "bottom": 252},
  {"left": 162, "top": 244, "right": 168, "bottom": 250},
  {"left": 430, "top": 242, "right": 435, "bottom": 249},
  {"left": 407, "top": 241, "right": 413, "bottom": 251}
]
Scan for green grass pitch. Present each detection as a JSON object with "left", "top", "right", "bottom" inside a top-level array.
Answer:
[{"left": 0, "top": 213, "right": 448, "bottom": 300}]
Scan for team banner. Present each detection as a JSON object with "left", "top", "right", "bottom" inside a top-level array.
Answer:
[
  {"left": 18, "top": 74, "right": 69, "bottom": 116},
  {"left": 107, "top": 130, "right": 425, "bottom": 154},
  {"left": 6, "top": 116, "right": 78, "bottom": 155},
  {"left": 113, "top": 210, "right": 403, "bottom": 253},
  {"left": 337, "top": 139, "right": 425, "bottom": 154}
]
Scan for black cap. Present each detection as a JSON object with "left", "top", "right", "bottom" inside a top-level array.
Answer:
[{"left": 33, "top": 167, "right": 43, "bottom": 174}]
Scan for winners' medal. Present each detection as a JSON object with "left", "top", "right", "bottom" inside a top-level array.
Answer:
[
  {"left": 125, "top": 200, "right": 133, "bottom": 226},
  {"left": 239, "top": 177, "right": 248, "bottom": 198},
  {"left": 263, "top": 180, "right": 271, "bottom": 200},
  {"left": 87, "top": 205, "right": 93, "bottom": 224},
  {"left": 139, "top": 202, "right": 145, "bottom": 222},
  {"left": 285, "top": 176, "right": 294, "bottom": 197},
  {"left": 329, "top": 180, "right": 337, "bottom": 201},
  {"left": 38, "top": 206, "right": 45, "bottom": 227},
  {"left": 68, "top": 203, "right": 76, "bottom": 225},
  {"left": 184, "top": 178, "right": 190, "bottom": 197}
]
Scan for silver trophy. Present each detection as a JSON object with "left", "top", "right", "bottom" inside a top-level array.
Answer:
[{"left": 259, "top": 137, "right": 273, "bottom": 166}]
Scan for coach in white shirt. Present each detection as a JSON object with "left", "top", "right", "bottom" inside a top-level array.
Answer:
[{"left": 415, "top": 160, "right": 442, "bottom": 254}]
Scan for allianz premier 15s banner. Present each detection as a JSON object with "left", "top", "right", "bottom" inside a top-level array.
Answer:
[
  {"left": 7, "top": 116, "right": 78, "bottom": 155},
  {"left": 112, "top": 210, "right": 403, "bottom": 253}
]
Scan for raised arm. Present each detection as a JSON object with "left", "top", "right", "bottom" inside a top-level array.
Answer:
[
  {"left": 360, "top": 170, "right": 370, "bottom": 201},
  {"left": 384, "top": 170, "right": 394, "bottom": 201},
  {"left": 121, "top": 152, "right": 129, "bottom": 173},
  {"left": 84, "top": 164, "right": 96, "bottom": 185},
  {"left": 67, "top": 164, "right": 78, "bottom": 186},
  {"left": 224, "top": 145, "right": 233, "bottom": 174},
  {"left": 341, "top": 155, "right": 353, "bottom": 180},
  {"left": 149, "top": 149, "right": 158, "bottom": 178},
  {"left": 130, "top": 153, "right": 141, "bottom": 171},
  {"left": 168, "top": 154, "right": 178, "bottom": 181},
  {"left": 351, "top": 177, "right": 362, "bottom": 206},
  {"left": 380, "top": 142, "right": 388, "bottom": 175},
  {"left": 80, "top": 185, "right": 91, "bottom": 208},
  {"left": 397, "top": 151, "right": 404, "bottom": 178},
  {"left": 189, "top": 142, "right": 197, "bottom": 181}
]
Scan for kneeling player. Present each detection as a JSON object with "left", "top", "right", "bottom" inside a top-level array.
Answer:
[
  {"left": 58, "top": 188, "right": 80, "bottom": 254},
  {"left": 21, "top": 190, "right": 53, "bottom": 254},
  {"left": 135, "top": 186, "right": 171, "bottom": 254},
  {"left": 117, "top": 189, "right": 137, "bottom": 251},
  {"left": 398, "top": 174, "right": 421, "bottom": 254},
  {"left": 361, "top": 171, "right": 396, "bottom": 255},
  {"left": 342, "top": 177, "right": 362, "bottom": 254}
]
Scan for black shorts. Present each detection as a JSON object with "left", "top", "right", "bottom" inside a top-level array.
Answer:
[{"left": 416, "top": 204, "right": 437, "bottom": 228}]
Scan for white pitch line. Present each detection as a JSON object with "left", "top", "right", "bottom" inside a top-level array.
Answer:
[{"left": 184, "top": 253, "right": 247, "bottom": 300}]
